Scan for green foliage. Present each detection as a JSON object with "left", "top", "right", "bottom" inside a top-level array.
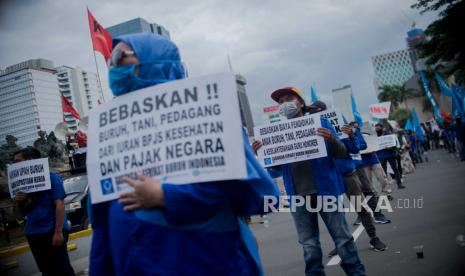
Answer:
[
  {"left": 412, "top": 0, "right": 465, "bottom": 84},
  {"left": 389, "top": 108, "right": 413, "bottom": 129},
  {"left": 378, "top": 84, "right": 420, "bottom": 109}
]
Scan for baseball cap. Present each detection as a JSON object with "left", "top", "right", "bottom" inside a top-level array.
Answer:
[{"left": 271, "top": 87, "right": 304, "bottom": 103}]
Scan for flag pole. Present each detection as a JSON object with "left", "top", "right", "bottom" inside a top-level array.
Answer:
[
  {"left": 92, "top": 49, "right": 106, "bottom": 103},
  {"left": 86, "top": 6, "right": 106, "bottom": 104}
]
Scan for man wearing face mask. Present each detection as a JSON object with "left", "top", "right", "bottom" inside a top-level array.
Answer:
[
  {"left": 89, "top": 33, "right": 279, "bottom": 276},
  {"left": 374, "top": 123, "right": 405, "bottom": 189},
  {"left": 253, "top": 88, "right": 366, "bottom": 276}
]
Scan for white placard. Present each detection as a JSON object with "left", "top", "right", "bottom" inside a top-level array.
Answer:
[
  {"left": 254, "top": 115, "right": 327, "bottom": 167},
  {"left": 7, "top": 158, "right": 51, "bottom": 197},
  {"left": 87, "top": 73, "right": 247, "bottom": 204},
  {"left": 360, "top": 134, "right": 380, "bottom": 154},
  {"left": 378, "top": 134, "right": 397, "bottom": 149},
  {"left": 315, "top": 109, "right": 349, "bottom": 139}
]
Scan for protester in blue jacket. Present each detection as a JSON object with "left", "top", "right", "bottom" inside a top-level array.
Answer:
[
  {"left": 307, "top": 103, "right": 387, "bottom": 256},
  {"left": 89, "top": 33, "right": 279, "bottom": 276},
  {"left": 14, "top": 148, "right": 74, "bottom": 276},
  {"left": 375, "top": 123, "right": 405, "bottom": 189},
  {"left": 253, "top": 90, "right": 365, "bottom": 276}
]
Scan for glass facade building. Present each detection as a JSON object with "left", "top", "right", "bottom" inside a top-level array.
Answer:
[
  {"left": 0, "top": 59, "right": 63, "bottom": 147},
  {"left": 371, "top": 49, "right": 415, "bottom": 94},
  {"left": 107, "top": 18, "right": 170, "bottom": 39},
  {"left": 56, "top": 66, "right": 101, "bottom": 131}
]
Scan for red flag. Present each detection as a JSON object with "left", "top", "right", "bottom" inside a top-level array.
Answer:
[
  {"left": 87, "top": 9, "right": 112, "bottom": 60},
  {"left": 61, "top": 95, "right": 81, "bottom": 120},
  {"left": 76, "top": 130, "right": 88, "bottom": 148}
]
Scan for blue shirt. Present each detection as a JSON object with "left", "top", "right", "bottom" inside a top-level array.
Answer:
[
  {"left": 25, "top": 172, "right": 70, "bottom": 235},
  {"left": 334, "top": 135, "right": 361, "bottom": 177},
  {"left": 361, "top": 152, "right": 380, "bottom": 166}
]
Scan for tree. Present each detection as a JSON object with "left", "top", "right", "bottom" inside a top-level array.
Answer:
[
  {"left": 378, "top": 84, "right": 419, "bottom": 109},
  {"left": 412, "top": 0, "right": 465, "bottom": 84},
  {"left": 389, "top": 108, "right": 413, "bottom": 129}
]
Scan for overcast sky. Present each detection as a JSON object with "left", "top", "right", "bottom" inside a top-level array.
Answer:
[{"left": 0, "top": 0, "right": 438, "bottom": 125}]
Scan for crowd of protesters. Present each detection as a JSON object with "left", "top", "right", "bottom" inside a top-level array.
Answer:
[{"left": 9, "top": 32, "right": 465, "bottom": 276}]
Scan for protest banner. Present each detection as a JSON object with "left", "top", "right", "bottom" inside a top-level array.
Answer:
[
  {"left": 87, "top": 73, "right": 247, "bottom": 204},
  {"left": 7, "top": 158, "right": 51, "bottom": 197},
  {"left": 360, "top": 134, "right": 380, "bottom": 154},
  {"left": 369, "top": 102, "right": 391, "bottom": 119},
  {"left": 315, "top": 109, "right": 348, "bottom": 139},
  {"left": 378, "top": 134, "right": 397, "bottom": 149},
  {"left": 254, "top": 114, "right": 327, "bottom": 167}
]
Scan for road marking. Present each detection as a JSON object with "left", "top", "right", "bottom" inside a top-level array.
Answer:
[{"left": 326, "top": 224, "right": 365, "bottom": 266}]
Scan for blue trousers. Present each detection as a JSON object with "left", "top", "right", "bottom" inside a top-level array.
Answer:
[{"left": 291, "top": 196, "right": 366, "bottom": 276}]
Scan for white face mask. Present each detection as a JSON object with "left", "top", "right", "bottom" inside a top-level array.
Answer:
[{"left": 279, "top": 101, "right": 300, "bottom": 119}]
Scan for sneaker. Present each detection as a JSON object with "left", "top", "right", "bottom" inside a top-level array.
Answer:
[
  {"left": 353, "top": 216, "right": 362, "bottom": 225},
  {"left": 374, "top": 215, "right": 391, "bottom": 224},
  {"left": 328, "top": 248, "right": 338, "bottom": 257},
  {"left": 397, "top": 184, "right": 406, "bottom": 189},
  {"left": 259, "top": 217, "right": 265, "bottom": 224},
  {"left": 246, "top": 218, "right": 252, "bottom": 225},
  {"left": 370, "top": 237, "right": 387, "bottom": 251},
  {"left": 387, "top": 194, "right": 394, "bottom": 201}
]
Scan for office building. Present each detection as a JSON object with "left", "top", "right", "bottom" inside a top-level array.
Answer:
[
  {"left": 56, "top": 66, "right": 101, "bottom": 131},
  {"left": 0, "top": 59, "right": 62, "bottom": 147},
  {"left": 371, "top": 49, "right": 416, "bottom": 94},
  {"left": 107, "top": 17, "right": 170, "bottom": 39}
]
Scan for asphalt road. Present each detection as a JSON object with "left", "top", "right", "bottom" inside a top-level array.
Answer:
[
  {"left": 250, "top": 149, "right": 465, "bottom": 276},
  {"left": 4, "top": 149, "right": 464, "bottom": 276}
]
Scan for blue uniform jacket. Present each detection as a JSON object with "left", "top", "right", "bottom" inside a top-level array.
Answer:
[
  {"left": 349, "top": 129, "right": 367, "bottom": 168},
  {"left": 334, "top": 135, "right": 361, "bottom": 177},
  {"left": 267, "top": 119, "right": 346, "bottom": 196},
  {"left": 89, "top": 131, "right": 279, "bottom": 276},
  {"left": 362, "top": 152, "right": 380, "bottom": 166}
]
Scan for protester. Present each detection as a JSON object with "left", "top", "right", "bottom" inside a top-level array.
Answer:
[
  {"left": 89, "top": 33, "right": 279, "bottom": 276},
  {"left": 307, "top": 104, "right": 387, "bottom": 257},
  {"left": 349, "top": 123, "right": 393, "bottom": 226},
  {"left": 374, "top": 123, "right": 404, "bottom": 189},
  {"left": 452, "top": 116, "right": 465, "bottom": 161},
  {"left": 398, "top": 131, "right": 415, "bottom": 173},
  {"left": 13, "top": 148, "right": 75, "bottom": 276},
  {"left": 253, "top": 88, "right": 366, "bottom": 276}
]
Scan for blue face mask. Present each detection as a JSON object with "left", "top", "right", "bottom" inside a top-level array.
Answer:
[{"left": 109, "top": 63, "right": 174, "bottom": 96}]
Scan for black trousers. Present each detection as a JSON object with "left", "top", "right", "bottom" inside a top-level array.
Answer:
[
  {"left": 379, "top": 156, "right": 402, "bottom": 186},
  {"left": 26, "top": 230, "right": 75, "bottom": 276},
  {"left": 343, "top": 172, "right": 377, "bottom": 239}
]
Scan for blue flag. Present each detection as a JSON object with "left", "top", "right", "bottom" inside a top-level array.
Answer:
[
  {"left": 435, "top": 73, "right": 453, "bottom": 97},
  {"left": 419, "top": 71, "right": 444, "bottom": 124},
  {"left": 310, "top": 86, "right": 318, "bottom": 102},
  {"left": 436, "top": 73, "right": 464, "bottom": 118},
  {"left": 452, "top": 84, "right": 465, "bottom": 118},
  {"left": 404, "top": 118, "right": 413, "bottom": 131},
  {"left": 412, "top": 108, "right": 426, "bottom": 142},
  {"left": 351, "top": 94, "right": 363, "bottom": 127}
]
